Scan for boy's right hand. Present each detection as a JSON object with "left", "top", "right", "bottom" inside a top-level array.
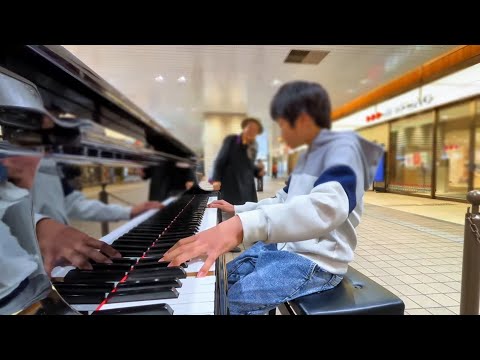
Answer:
[{"left": 207, "top": 200, "right": 234, "bottom": 214}]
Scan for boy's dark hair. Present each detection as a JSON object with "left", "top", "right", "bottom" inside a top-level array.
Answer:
[{"left": 270, "top": 81, "right": 331, "bottom": 129}]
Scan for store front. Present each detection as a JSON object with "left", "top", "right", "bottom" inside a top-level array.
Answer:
[
  {"left": 388, "top": 111, "right": 435, "bottom": 196},
  {"left": 332, "top": 62, "right": 480, "bottom": 202}
]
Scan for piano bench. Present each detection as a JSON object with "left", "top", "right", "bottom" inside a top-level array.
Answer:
[{"left": 272, "top": 267, "right": 405, "bottom": 315}]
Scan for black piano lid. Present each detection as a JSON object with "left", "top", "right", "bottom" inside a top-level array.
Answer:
[{"left": 0, "top": 45, "right": 196, "bottom": 163}]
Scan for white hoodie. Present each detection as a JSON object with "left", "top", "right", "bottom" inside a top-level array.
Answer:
[{"left": 234, "top": 129, "right": 384, "bottom": 275}]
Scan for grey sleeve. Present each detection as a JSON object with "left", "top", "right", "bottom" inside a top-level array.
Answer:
[{"left": 65, "top": 190, "right": 132, "bottom": 222}]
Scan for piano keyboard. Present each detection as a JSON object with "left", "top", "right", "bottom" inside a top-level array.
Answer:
[{"left": 50, "top": 192, "right": 228, "bottom": 315}]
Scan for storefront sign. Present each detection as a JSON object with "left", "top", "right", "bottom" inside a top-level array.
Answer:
[{"left": 332, "top": 63, "right": 480, "bottom": 131}]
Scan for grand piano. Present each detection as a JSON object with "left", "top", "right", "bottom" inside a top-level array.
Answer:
[{"left": 0, "top": 45, "right": 228, "bottom": 315}]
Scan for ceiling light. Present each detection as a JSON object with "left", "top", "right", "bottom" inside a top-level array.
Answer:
[
  {"left": 272, "top": 79, "right": 282, "bottom": 86},
  {"left": 360, "top": 78, "right": 370, "bottom": 85},
  {"left": 155, "top": 75, "right": 164, "bottom": 82},
  {"left": 177, "top": 76, "right": 187, "bottom": 83}
]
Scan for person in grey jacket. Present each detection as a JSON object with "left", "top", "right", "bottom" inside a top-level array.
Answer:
[
  {"left": 162, "top": 81, "right": 384, "bottom": 315},
  {"left": 1, "top": 154, "right": 122, "bottom": 277},
  {"left": 33, "top": 158, "right": 163, "bottom": 226}
]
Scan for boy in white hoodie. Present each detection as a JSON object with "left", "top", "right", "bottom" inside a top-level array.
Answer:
[{"left": 162, "top": 81, "right": 384, "bottom": 315}]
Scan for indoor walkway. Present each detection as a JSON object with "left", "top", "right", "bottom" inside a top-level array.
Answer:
[{"left": 73, "top": 176, "right": 470, "bottom": 315}]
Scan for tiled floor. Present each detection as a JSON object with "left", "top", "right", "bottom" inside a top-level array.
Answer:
[
  {"left": 226, "top": 177, "right": 468, "bottom": 315},
  {"left": 353, "top": 204, "right": 463, "bottom": 315},
  {"left": 74, "top": 177, "right": 473, "bottom": 315}
]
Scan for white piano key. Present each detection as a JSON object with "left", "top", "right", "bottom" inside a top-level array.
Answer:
[
  {"left": 163, "top": 291, "right": 214, "bottom": 305},
  {"left": 177, "top": 276, "right": 216, "bottom": 295},
  {"left": 169, "top": 302, "right": 215, "bottom": 315},
  {"left": 51, "top": 196, "right": 179, "bottom": 278},
  {"left": 56, "top": 195, "right": 223, "bottom": 315},
  {"left": 183, "top": 196, "right": 218, "bottom": 275},
  {"left": 186, "top": 259, "right": 216, "bottom": 273},
  {"left": 101, "top": 195, "right": 178, "bottom": 245},
  {"left": 181, "top": 275, "right": 216, "bottom": 286},
  {"left": 98, "top": 293, "right": 212, "bottom": 311},
  {"left": 197, "top": 197, "right": 218, "bottom": 232}
]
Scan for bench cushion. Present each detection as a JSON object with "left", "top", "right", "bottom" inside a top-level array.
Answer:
[{"left": 286, "top": 267, "right": 405, "bottom": 315}]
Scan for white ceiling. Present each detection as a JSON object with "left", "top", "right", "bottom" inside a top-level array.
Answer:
[{"left": 62, "top": 45, "right": 458, "bottom": 152}]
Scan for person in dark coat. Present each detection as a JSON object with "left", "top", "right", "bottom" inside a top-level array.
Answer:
[
  {"left": 211, "top": 117, "right": 263, "bottom": 205},
  {"left": 142, "top": 161, "right": 197, "bottom": 202}
]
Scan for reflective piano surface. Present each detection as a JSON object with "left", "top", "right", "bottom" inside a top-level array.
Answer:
[{"left": 51, "top": 192, "right": 228, "bottom": 315}]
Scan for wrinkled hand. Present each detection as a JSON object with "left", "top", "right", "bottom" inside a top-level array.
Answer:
[
  {"left": 207, "top": 200, "right": 234, "bottom": 214},
  {"left": 161, "top": 215, "right": 243, "bottom": 277},
  {"left": 131, "top": 201, "right": 164, "bottom": 218},
  {"left": 212, "top": 181, "right": 221, "bottom": 191},
  {"left": 36, "top": 218, "right": 121, "bottom": 276}
]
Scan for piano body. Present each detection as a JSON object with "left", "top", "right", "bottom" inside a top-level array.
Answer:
[{"left": 0, "top": 45, "right": 228, "bottom": 315}]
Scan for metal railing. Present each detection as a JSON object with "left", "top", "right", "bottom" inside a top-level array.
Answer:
[
  {"left": 98, "top": 183, "right": 134, "bottom": 237},
  {"left": 460, "top": 190, "right": 480, "bottom": 315}
]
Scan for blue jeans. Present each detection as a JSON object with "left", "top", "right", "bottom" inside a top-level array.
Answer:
[{"left": 227, "top": 242, "right": 343, "bottom": 315}]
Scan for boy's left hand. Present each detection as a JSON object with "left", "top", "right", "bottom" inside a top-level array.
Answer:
[{"left": 161, "top": 215, "right": 243, "bottom": 277}]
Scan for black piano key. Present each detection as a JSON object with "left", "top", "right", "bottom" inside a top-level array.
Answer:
[
  {"left": 161, "top": 233, "right": 192, "bottom": 238},
  {"left": 53, "top": 283, "right": 114, "bottom": 294},
  {"left": 137, "top": 255, "right": 168, "bottom": 263},
  {"left": 161, "top": 231, "right": 197, "bottom": 236},
  {"left": 126, "top": 267, "right": 186, "bottom": 281},
  {"left": 112, "top": 245, "right": 150, "bottom": 251},
  {"left": 127, "top": 228, "right": 165, "bottom": 233},
  {"left": 61, "top": 293, "right": 107, "bottom": 304},
  {"left": 64, "top": 270, "right": 127, "bottom": 283},
  {"left": 156, "top": 236, "right": 189, "bottom": 242},
  {"left": 131, "top": 266, "right": 187, "bottom": 275},
  {"left": 112, "top": 240, "right": 155, "bottom": 246},
  {"left": 91, "top": 263, "right": 133, "bottom": 271},
  {"left": 107, "top": 258, "right": 138, "bottom": 265},
  {"left": 144, "top": 249, "right": 166, "bottom": 256},
  {"left": 117, "top": 250, "right": 146, "bottom": 257},
  {"left": 150, "top": 243, "right": 176, "bottom": 249},
  {"left": 126, "top": 273, "right": 184, "bottom": 282},
  {"left": 153, "top": 240, "right": 179, "bottom": 246},
  {"left": 107, "top": 287, "right": 179, "bottom": 303},
  {"left": 118, "top": 235, "right": 158, "bottom": 241},
  {"left": 92, "top": 304, "right": 173, "bottom": 315},
  {"left": 133, "top": 261, "right": 186, "bottom": 269},
  {"left": 116, "top": 279, "right": 181, "bottom": 290},
  {"left": 128, "top": 229, "right": 164, "bottom": 233}
]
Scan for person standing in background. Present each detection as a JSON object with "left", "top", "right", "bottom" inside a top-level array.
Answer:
[
  {"left": 272, "top": 161, "right": 278, "bottom": 179},
  {"left": 255, "top": 159, "right": 265, "bottom": 192},
  {"left": 210, "top": 117, "right": 263, "bottom": 204}
]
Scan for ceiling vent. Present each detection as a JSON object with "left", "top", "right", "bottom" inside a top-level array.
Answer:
[{"left": 284, "top": 49, "right": 330, "bottom": 65}]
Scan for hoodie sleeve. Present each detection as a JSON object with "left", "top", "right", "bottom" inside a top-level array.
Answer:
[
  {"left": 64, "top": 190, "right": 132, "bottom": 222},
  {"left": 0, "top": 221, "right": 39, "bottom": 301},
  {"left": 235, "top": 175, "right": 291, "bottom": 213},
  {"left": 234, "top": 188, "right": 288, "bottom": 213},
  {"left": 236, "top": 144, "right": 365, "bottom": 246},
  {"left": 34, "top": 213, "right": 49, "bottom": 225}
]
